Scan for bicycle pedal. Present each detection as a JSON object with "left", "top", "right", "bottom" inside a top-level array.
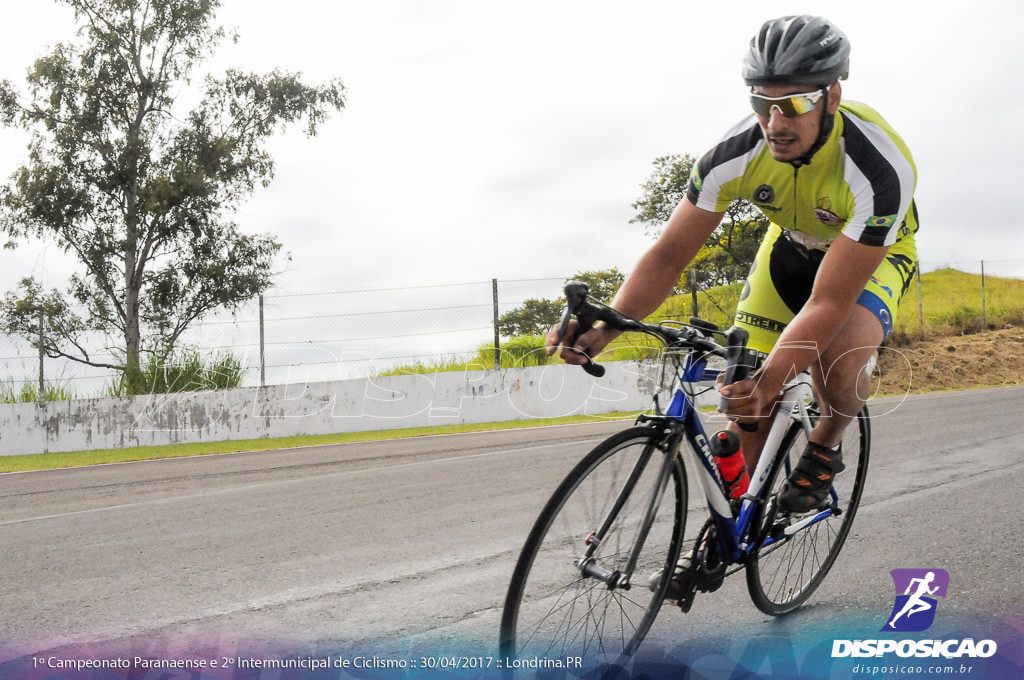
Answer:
[
  {"left": 677, "top": 588, "right": 697, "bottom": 613},
  {"left": 665, "top": 568, "right": 696, "bottom": 601},
  {"left": 673, "top": 570, "right": 699, "bottom": 612}
]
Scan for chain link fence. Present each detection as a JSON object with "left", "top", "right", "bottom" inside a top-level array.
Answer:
[
  {"left": 0, "top": 277, "right": 566, "bottom": 399},
  {"left": 2, "top": 260, "right": 1023, "bottom": 401}
]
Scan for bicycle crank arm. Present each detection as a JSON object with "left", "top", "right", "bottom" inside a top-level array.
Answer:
[
  {"left": 762, "top": 507, "right": 836, "bottom": 547},
  {"left": 782, "top": 508, "right": 835, "bottom": 537}
]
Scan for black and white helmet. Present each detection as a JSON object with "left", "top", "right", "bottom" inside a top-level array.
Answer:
[{"left": 743, "top": 15, "right": 850, "bottom": 86}]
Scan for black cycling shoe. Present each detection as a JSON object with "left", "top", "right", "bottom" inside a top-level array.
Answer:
[
  {"left": 777, "top": 441, "right": 845, "bottom": 513},
  {"left": 647, "top": 556, "right": 693, "bottom": 599}
]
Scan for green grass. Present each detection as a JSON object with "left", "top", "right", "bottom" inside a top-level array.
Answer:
[
  {"left": 889, "top": 267, "right": 1024, "bottom": 342},
  {"left": 0, "top": 411, "right": 640, "bottom": 473},
  {"left": 376, "top": 335, "right": 553, "bottom": 376},
  {"left": 0, "top": 378, "right": 77, "bottom": 403},
  {"left": 0, "top": 350, "right": 246, "bottom": 404}
]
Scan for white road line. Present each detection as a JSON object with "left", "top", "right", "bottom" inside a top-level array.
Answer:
[{"left": 1, "top": 437, "right": 606, "bottom": 526}]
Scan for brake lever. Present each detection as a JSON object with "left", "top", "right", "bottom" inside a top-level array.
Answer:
[
  {"left": 718, "top": 326, "right": 754, "bottom": 415},
  {"left": 556, "top": 281, "right": 588, "bottom": 345},
  {"left": 557, "top": 281, "right": 607, "bottom": 378}
]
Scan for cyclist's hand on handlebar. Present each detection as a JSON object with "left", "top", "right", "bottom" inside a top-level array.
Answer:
[
  {"left": 716, "top": 374, "right": 768, "bottom": 425},
  {"left": 545, "top": 321, "right": 617, "bottom": 366}
]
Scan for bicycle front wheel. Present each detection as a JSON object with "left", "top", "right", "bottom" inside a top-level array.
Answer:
[
  {"left": 746, "top": 405, "right": 870, "bottom": 615},
  {"left": 500, "top": 426, "right": 687, "bottom": 663}
]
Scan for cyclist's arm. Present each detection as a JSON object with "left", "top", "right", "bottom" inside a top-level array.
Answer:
[
  {"left": 610, "top": 199, "right": 723, "bottom": 318},
  {"left": 552, "top": 199, "right": 722, "bottom": 363},
  {"left": 721, "top": 233, "right": 891, "bottom": 413}
]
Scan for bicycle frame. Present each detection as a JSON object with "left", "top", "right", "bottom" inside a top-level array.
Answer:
[
  {"left": 503, "top": 285, "right": 871, "bottom": 662},
  {"left": 659, "top": 347, "right": 824, "bottom": 562}
]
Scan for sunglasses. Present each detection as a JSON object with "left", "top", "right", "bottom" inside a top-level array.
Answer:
[{"left": 749, "top": 88, "right": 826, "bottom": 118}]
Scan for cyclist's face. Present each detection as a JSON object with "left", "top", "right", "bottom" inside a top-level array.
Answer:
[{"left": 752, "top": 83, "right": 840, "bottom": 162}]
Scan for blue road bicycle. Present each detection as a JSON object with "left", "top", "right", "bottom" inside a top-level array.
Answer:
[{"left": 500, "top": 282, "right": 870, "bottom": 664}]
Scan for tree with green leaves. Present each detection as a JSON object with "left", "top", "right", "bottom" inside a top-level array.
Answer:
[
  {"left": 498, "top": 297, "right": 563, "bottom": 338},
  {"left": 630, "top": 154, "right": 767, "bottom": 290},
  {"left": 569, "top": 268, "right": 624, "bottom": 303},
  {"left": 498, "top": 268, "right": 624, "bottom": 338},
  {"left": 0, "top": 0, "right": 345, "bottom": 392}
]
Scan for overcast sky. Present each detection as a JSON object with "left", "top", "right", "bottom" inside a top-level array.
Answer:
[{"left": 1, "top": 0, "right": 1023, "bottom": 299}]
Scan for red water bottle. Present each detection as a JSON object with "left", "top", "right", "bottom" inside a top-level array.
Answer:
[{"left": 710, "top": 430, "right": 749, "bottom": 499}]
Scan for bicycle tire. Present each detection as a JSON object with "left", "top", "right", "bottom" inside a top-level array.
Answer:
[
  {"left": 745, "top": 405, "right": 870, "bottom": 615},
  {"left": 500, "top": 426, "right": 687, "bottom": 664}
]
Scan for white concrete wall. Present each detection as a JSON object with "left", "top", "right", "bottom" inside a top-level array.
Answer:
[{"left": 0, "top": 360, "right": 712, "bottom": 456}]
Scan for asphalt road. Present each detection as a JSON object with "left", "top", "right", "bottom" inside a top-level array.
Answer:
[{"left": 1, "top": 386, "right": 1022, "bottom": 665}]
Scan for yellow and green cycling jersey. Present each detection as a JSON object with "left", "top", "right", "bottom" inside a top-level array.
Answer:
[{"left": 687, "top": 101, "right": 919, "bottom": 354}]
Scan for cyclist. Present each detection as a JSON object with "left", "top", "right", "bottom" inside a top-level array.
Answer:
[{"left": 549, "top": 15, "right": 918, "bottom": 514}]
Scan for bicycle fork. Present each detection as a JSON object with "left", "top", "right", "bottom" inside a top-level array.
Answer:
[{"left": 576, "top": 431, "right": 682, "bottom": 591}]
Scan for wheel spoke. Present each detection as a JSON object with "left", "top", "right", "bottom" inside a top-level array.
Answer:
[
  {"left": 501, "top": 428, "right": 686, "bottom": 664},
  {"left": 746, "top": 407, "right": 870, "bottom": 614}
]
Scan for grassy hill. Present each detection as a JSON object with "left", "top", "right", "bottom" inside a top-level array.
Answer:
[{"left": 888, "top": 267, "right": 1024, "bottom": 342}]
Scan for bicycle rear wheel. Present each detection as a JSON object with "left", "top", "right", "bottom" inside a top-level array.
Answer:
[
  {"left": 500, "top": 425, "right": 687, "bottom": 664},
  {"left": 746, "top": 405, "right": 870, "bottom": 615}
]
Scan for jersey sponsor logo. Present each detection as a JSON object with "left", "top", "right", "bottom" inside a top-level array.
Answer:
[
  {"left": 814, "top": 208, "right": 845, "bottom": 227},
  {"left": 869, "top": 274, "right": 894, "bottom": 299},
  {"left": 736, "top": 311, "right": 786, "bottom": 334},
  {"left": 879, "top": 307, "right": 892, "bottom": 329},
  {"left": 752, "top": 184, "right": 783, "bottom": 213},
  {"left": 886, "top": 254, "right": 917, "bottom": 299},
  {"left": 814, "top": 197, "right": 846, "bottom": 227},
  {"left": 753, "top": 184, "right": 775, "bottom": 204}
]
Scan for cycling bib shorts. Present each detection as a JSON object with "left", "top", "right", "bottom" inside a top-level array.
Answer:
[{"left": 736, "top": 222, "right": 917, "bottom": 354}]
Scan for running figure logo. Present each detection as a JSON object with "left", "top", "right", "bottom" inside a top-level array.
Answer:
[{"left": 882, "top": 568, "right": 950, "bottom": 632}]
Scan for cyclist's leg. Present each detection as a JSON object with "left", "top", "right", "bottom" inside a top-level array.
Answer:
[
  {"left": 732, "top": 223, "right": 816, "bottom": 469},
  {"left": 811, "top": 248, "right": 917, "bottom": 446},
  {"left": 776, "top": 306, "right": 878, "bottom": 512},
  {"left": 808, "top": 304, "right": 884, "bottom": 447}
]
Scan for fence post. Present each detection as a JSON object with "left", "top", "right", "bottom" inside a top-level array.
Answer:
[
  {"left": 916, "top": 264, "right": 925, "bottom": 340},
  {"left": 37, "top": 305, "right": 44, "bottom": 402},
  {"left": 690, "top": 269, "right": 699, "bottom": 318},
  {"left": 492, "top": 279, "right": 501, "bottom": 370},
  {"left": 980, "top": 260, "right": 987, "bottom": 331},
  {"left": 259, "top": 294, "right": 266, "bottom": 387}
]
